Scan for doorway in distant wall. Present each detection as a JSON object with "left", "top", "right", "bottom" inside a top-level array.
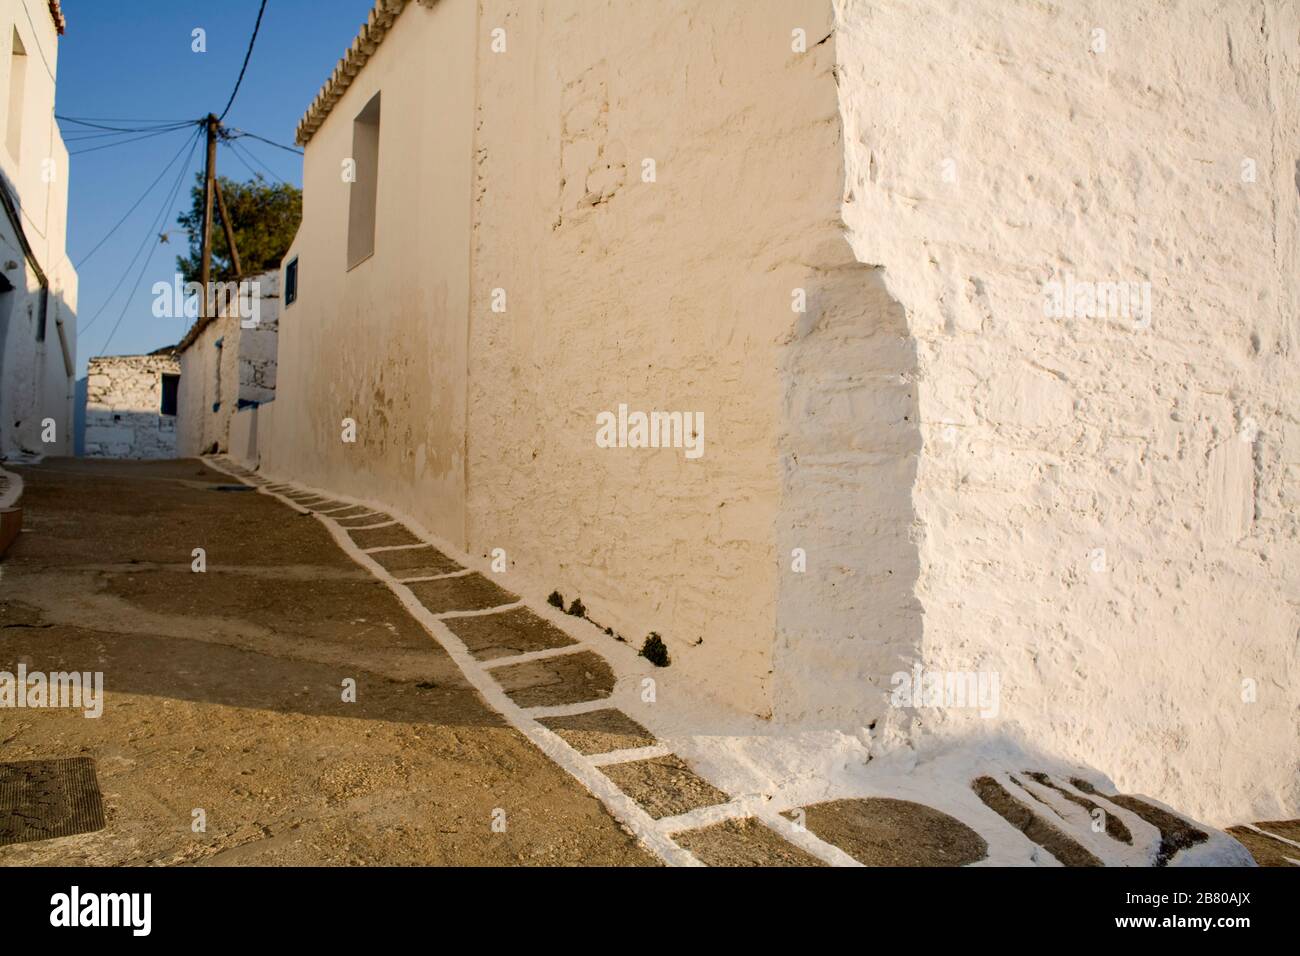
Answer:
[{"left": 160, "top": 373, "right": 179, "bottom": 417}]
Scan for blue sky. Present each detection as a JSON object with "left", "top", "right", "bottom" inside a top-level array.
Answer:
[{"left": 58, "top": 0, "right": 370, "bottom": 375}]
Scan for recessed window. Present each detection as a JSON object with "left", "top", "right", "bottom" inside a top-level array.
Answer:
[
  {"left": 160, "top": 373, "right": 179, "bottom": 416},
  {"left": 7, "top": 29, "right": 27, "bottom": 162},
  {"left": 346, "top": 92, "right": 381, "bottom": 269},
  {"left": 285, "top": 257, "right": 298, "bottom": 306}
]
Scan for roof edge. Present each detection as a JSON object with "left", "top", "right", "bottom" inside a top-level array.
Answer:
[
  {"left": 295, "top": 0, "right": 438, "bottom": 147},
  {"left": 48, "top": 0, "right": 65, "bottom": 36}
]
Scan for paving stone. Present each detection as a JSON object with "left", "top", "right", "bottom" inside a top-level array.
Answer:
[
  {"left": 1022, "top": 771, "right": 1131, "bottom": 843},
  {"left": 445, "top": 606, "right": 578, "bottom": 661},
  {"left": 1070, "top": 778, "right": 1206, "bottom": 866},
  {"left": 1253, "top": 818, "right": 1300, "bottom": 843},
  {"left": 491, "top": 650, "right": 613, "bottom": 707},
  {"left": 676, "top": 817, "right": 828, "bottom": 867},
  {"left": 371, "top": 545, "right": 462, "bottom": 576},
  {"left": 406, "top": 573, "right": 517, "bottom": 613},
  {"left": 1226, "top": 826, "right": 1299, "bottom": 867},
  {"left": 975, "top": 777, "right": 1098, "bottom": 866},
  {"left": 538, "top": 707, "right": 655, "bottom": 754},
  {"left": 599, "top": 754, "right": 730, "bottom": 820},
  {"left": 794, "top": 796, "right": 989, "bottom": 867},
  {"left": 349, "top": 524, "right": 424, "bottom": 549}
]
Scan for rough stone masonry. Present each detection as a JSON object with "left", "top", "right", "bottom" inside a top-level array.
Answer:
[{"left": 83, "top": 351, "right": 179, "bottom": 459}]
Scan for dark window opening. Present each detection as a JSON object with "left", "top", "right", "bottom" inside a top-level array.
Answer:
[
  {"left": 285, "top": 256, "right": 298, "bottom": 306},
  {"left": 160, "top": 373, "right": 179, "bottom": 416}
]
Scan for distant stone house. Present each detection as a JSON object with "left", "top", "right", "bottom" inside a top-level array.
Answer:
[
  {"left": 82, "top": 348, "right": 180, "bottom": 458},
  {"left": 175, "top": 270, "right": 279, "bottom": 457}
]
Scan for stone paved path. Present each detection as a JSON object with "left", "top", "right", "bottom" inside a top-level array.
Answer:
[
  {"left": 0, "top": 459, "right": 655, "bottom": 865},
  {"left": 0, "top": 457, "right": 1277, "bottom": 867}
]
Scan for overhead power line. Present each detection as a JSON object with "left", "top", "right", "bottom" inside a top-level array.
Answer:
[
  {"left": 56, "top": 115, "right": 195, "bottom": 134},
  {"left": 218, "top": 0, "right": 270, "bottom": 121},
  {"left": 95, "top": 127, "right": 205, "bottom": 356},
  {"left": 75, "top": 127, "right": 203, "bottom": 269},
  {"left": 68, "top": 125, "right": 195, "bottom": 157},
  {"left": 226, "top": 138, "right": 288, "bottom": 186},
  {"left": 79, "top": 125, "right": 202, "bottom": 338},
  {"left": 226, "top": 127, "right": 303, "bottom": 156},
  {"left": 57, "top": 115, "right": 195, "bottom": 125}
]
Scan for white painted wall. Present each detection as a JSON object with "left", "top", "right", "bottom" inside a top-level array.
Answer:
[
  {"left": 0, "top": 0, "right": 76, "bottom": 460},
  {"left": 835, "top": 0, "right": 1299, "bottom": 823},
  {"left": 176, "top": 315, "right": 239, "bottom": 457},
  {"left": 175, "top": 271, "right": 280, "bottom": 456},
  {"left": 264, "top": 0, "right": 1296, "bottom": 823}
]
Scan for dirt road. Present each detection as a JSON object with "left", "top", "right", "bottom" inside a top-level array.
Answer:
[{"left": 0, "top": 458, "right": 656, "bottom": 865}]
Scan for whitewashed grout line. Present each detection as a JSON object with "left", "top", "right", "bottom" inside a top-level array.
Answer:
[
  {"left": 587, "top": 744, "right": 674, "bottom": 767},
  {"left": 1245, "top": 823, "right": 1300, "bottom": 850},
  {"left": 363, "top": 542, "right": 428, "bottom": 554},
  {"left": 753, "top": 807, "right": 866, "bottom": 867},
  {"left": 431, "top": 602, "right": 524, "bottom": 620},
  {"left": 480, "top": 644, "right": 591, "bottom": 670},
  {"left": 397, "top": 568, "right": 476, "bottom": 583},
  {"left": 522, "top": 699, "right": 611, "bottom": 720},
  {"left": 347, "top": 519, "right": 399, "bottom": 531},
  {"left": 204, "top": 458, "right": 701, "bottom": 867},
  {"left": 658, "top": 799, "right": 757, "bottom": 835}
]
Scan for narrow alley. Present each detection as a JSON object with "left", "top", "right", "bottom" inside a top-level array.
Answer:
[{"left": 0, "top": 458, "right": 655, "bottom": 865}]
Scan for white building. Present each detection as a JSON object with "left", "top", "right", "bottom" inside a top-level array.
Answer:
[
  {"left": 175, "top": 270, "right": 279, "bottom": 459},
  {"left": 246, "top": 0, "right": 1294, "bottom": 825},
  {"left": 0, "top": 0, "right": 75, "bottom": 460},
  {"left": 82, "top": 348, "right": 179, "bottom": 458}
]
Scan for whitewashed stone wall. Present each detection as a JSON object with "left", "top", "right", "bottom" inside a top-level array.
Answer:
[
  {"left": 264, "top": 0, "right": 1293, "bottom": 826},
  {"left": 175, "top": 271, "right": 280, "bottom": 456},
  {"left": 239, "top": 271, "right": 279, "bottom": 406},
  {"left": 83, "top": 353, "right": 179, "bottom": 458},
  {"left": 835, "top": 0, "right": 1299, "bottom": 824}
]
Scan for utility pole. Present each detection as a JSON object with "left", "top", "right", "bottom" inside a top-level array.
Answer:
[
  {"left": 214, "top": 180, "right": 242, "bottom": 279},
  {"left": 199, "top": 113, "right": 218, "bottom": 318}
]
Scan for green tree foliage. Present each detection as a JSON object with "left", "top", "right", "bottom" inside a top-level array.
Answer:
[{"left": 176, "top": 172, "right": 301, "bottom": 282}]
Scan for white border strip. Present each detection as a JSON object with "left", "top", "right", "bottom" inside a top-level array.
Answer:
[
  {"left": 481, "top": 644, "right": 589, "bottom": 670},
  {"left": 588, "top": 744, "right": 674, "bottom": 767},
  {"left": 398, "top": 568, "right": 476, "bottom": 583}
]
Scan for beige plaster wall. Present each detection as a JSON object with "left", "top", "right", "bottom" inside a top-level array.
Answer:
[
  {"left": 466, "top": 0, "right": 850, "bottom": 717},
  {"left": 264, "top": 0, "right": 476, "bottom": 545}
]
